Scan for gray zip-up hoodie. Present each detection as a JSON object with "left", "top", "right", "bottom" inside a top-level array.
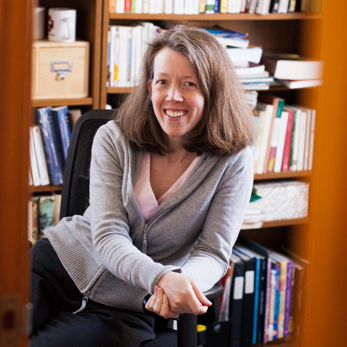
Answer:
[{"left": 45, "top": 121, "right": 253, "bottom": 312}]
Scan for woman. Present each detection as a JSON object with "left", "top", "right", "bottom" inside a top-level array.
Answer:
[{"left": 30, "top": 25, "right": 254, "bottom": 347}]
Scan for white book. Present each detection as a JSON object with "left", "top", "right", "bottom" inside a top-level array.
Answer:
[
  {"left": 31, "top": 125, "right": 50, "bottom": 185},
  {"left": 157, "top": 0, "right": 164, "bottom": 13},
  {"left": 174, "top": 0, "right": 185, "bottom": 14},
  {"left": 274, "top": 111, "right": 289, "bottom": 173},
  {"left": 303, "top": 109, "right": 311, "bottom": 170},
  {"left": 184, "top": 0, "right": 192, "bottom": 13},
  {"left": 240, "top": 0, "right": 247, "bottom": 12},
  {"left": 135, "top": 0, "right": 143, "bottom": 13},
  {"left": 297, "top": 111, "right": 307, "bottom": 171},
  {"left": 149, "top": 0, "right": 157, "bottom": 14},
  {"left": 256, "top": 0, "right": 271, "bottom": 14},
  {"left": 114, "top": 26, "right": 120, "bottom": 87},
  {"left": 278, "top": 0, "right": 289, "bottom": 13},
  {"left": 134, "top": 26, "right": 143, "bottom": 85},
  {"left": 164, "top": 0, "right": 173, "bottom": 13},
  {"left": 109, "top": 26, "right": 116, "bottom": 87},
  {"left": 116, "top": 0, "right": 125, "bottom": 13},
  {"left": 118, "top": 26, "right": 128, "bottom": 87},
  {"left": 143, "top": 0, "right": 150, "bottom": 13},
  {"left": 228, "top": 0, "right": 237, "bottom": 13},
  {"left": 308, "top": 109, "right": 316, "bottom": 171},
  {"left": 29, "top": 127, "right": 41, "bottom": 186},
  {"left": 131, "top": 27, "right": 137, "bottom": 87},
  {"left": 205, "top": 0, "right": 215, "bottom": 13},
  {"left": 106, "top": 29, "right": 111, "bottom": 87},
  {"left": 192, "top": 0, "right": 200, "bottom": 13},
  {"left": 248, "top": 0, "right": 259, "bottom": 13},
  {"left": 236, "top": 0, "right": 243, "bottom": 12},
  {"left": 226, "top": 46, "right": 263, "bottom": 64},
  {"left": 257, "top": 103, "right": 274, "bottom": 174},
  {"left": 126, "top": 27, "right": 132, "bottom": 87}
]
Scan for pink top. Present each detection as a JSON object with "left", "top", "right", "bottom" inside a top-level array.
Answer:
[{"left": 134, "top": 153, "right": 200, "bottom": 222}]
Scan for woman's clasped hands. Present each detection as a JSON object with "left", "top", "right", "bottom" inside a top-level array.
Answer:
[{"left": 145, "top": 272, "right": 212, "bottom": 319}]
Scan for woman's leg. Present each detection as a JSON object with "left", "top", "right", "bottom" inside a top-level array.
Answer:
[{"left": 30, "top": 238, "right": 155, "bottom": 347}]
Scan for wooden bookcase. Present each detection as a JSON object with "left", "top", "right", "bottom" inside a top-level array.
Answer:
[
  {"left": 98, "top": 2, "right": 322, "bottom": 346},
  {"left": 31, "top": 0, "right": 103, "bottom": 193}
]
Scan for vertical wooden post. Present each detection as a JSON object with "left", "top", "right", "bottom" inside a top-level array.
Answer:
[{"left": 0, "top": 0, "right": 33, "bottom": 345}]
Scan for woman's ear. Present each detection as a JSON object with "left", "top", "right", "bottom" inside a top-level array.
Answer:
[{"left": 147, "top": 80, "right": 152, "bottom": 100}]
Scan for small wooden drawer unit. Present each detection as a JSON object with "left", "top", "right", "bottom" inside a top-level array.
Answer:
[{"left": 32, "top": 40, "right": 90, "bottom": 100}]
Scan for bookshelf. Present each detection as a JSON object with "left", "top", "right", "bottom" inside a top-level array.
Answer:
[{"left": 99, "top": 2, "right": 322, "bottom": 346}]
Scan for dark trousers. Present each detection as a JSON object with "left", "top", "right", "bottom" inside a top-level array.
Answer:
[{"left": 30, "top": 238, "right": 156, "bottom": 347}]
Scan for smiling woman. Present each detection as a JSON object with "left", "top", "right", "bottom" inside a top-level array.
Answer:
[{"left": 30, "top": 25, "right": 255, "bottom": 347}]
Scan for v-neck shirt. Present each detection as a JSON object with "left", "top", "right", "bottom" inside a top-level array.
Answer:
[{"left": 134, "top": 152, "right": 200, "bottom": 222}]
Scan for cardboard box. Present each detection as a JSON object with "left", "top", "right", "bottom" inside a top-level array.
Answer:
[{"left": 32, "top": 40, "right": 89, "bottom": 99}]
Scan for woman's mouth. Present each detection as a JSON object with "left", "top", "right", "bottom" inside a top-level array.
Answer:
[{"left": 165, "top": 110, "right": 187, "bottom": 118}]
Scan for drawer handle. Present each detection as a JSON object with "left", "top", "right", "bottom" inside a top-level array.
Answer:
[{"left": 51, "top": 61, "right": 73, "bottom": 80}]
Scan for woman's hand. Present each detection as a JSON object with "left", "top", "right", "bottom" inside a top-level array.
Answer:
[
  {"left": 145, "top": 286, "right": 179, "bottom": 319},
  {"left": 157, "top": 272, "right": 212, "bottom": 315}
]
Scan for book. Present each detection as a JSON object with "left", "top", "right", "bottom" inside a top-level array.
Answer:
[
  {"left": 229, "top": 253, "right": 245, "bottom": 347},
  {"left": 273, "top": 110, "right": 289, "bottom": 173},
  {"left": 68, "top": 108, "right": 82, "bottom": 128},
  {"left": 235, "top": 63, "right": 265, "bottom": 76},
  {"left": 219, "top": 264, "right": 234, "bottom": 321},
  {"left": 308, "top": 109, "right": 316, "bottom": 171},
  {"left": 220, "top": 0, "right": 228, "bottom": 12},
  {"left": 240, "top": 76, "right": 274, "bottom": 84},
  {"left": 255, "top": 102, "right": 274, "bottom": 174},
  {"left": 226, "top": 46, "right": 263, "bottom": 64},
  {"left": 297, "top": 109, "right": 307, "bottom": 171},
  {"left": 53, "top": 193, "right": 62, "bottom": 226},
  {"left": 51, "top": 106, "right": 72, "bottom": 163},
  {"left": 267, "top": 99, "right": 285, "bottom": 172},
  {"left": 262, "top": 55, "right": 324, "bottom": 80},
  {"left": 233, "top": 249, "right": 256, "bottom": 347},
  {"left": 35, "top": 107, "right": 64, "bottom": 186},
  {"left": 281, "top": 108, "right": 295, "bottom": 172},
  {"left": 29, "top": 127, "right": 41, "bottom": 186},
  {"left": 39, "top": 195, "right": 55, "bottom": 236},
  {"left": 30, "top": 196, "right": 40, "bottom": 244},
  {"left": 277, "top": 79, "right": 323, "bottom": 89},
  {"left": 206, "top": 0, "right": 216, "bottom": 13},
  {"left": 109, "top": 0, "right": 116, "bottom": 12},
  {"left": 124, "top": 0, "right": 132, "bottom": 12},
  {"left": 116, "top": 0, "right": 125, "bottom": 13},
  {"left": 164, "top": 0, "right": 173, "bottom": 13},
  {"left": 252, "top": 107, "right": 267, "bottom": 172},
  {"left": 199, "top": 0, "right": 207, "bottom": 12},
  {"left": 31, "top": 125, "right": 50, "bottom": 186},
  {"left": 256, "top": 0, "right": 271, "bottom": 14}
]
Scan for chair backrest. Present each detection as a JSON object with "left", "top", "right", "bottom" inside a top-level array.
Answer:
[{"left": 60, "top": 109, "right": 115, "bottom": 219}]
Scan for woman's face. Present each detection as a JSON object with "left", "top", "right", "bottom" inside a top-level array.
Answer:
[{"left": 148, "top": 47, "right": 205, "bottom": 144}]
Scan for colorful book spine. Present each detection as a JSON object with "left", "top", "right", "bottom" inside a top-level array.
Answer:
[
  {"left": 273, "top": 265, "right": 280, "bottom": 339},
  {"left": 284, "top": 260, "right": 293, "bottom": 337},
  {"left": 206, "top": 0, "right": 215, "bottom": 13},
  {"left": 51, "top": 106, "right": 71, "bottom": 163},
  {"left": 220, "top": 0, "right": 228, "bottom": 12},
  {"left": 281, "top": 109, "right": 294, "bottom": 171},
  {"left": 124, "top": 0, "right": 132, "bottom": 12},
  {"left": 35, "top": 107, "right": 64, "bottom": 186},
  {"left": 214, "top": 0, "right": 220, "bottom": 12},
  {"left": 199, "top": 0, "right": 207, "bottom": 12}
]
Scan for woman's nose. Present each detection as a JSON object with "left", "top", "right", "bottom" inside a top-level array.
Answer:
[{"left": 165, "top": 84, "right": 183, "bottom": 102}]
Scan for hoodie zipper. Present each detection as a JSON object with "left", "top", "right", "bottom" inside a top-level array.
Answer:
[{"left": 73, "top": 291, "right": 90, "bottom": 314}]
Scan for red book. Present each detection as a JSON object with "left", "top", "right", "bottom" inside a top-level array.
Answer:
[
  {"left": 281, "top": 109, "right": 294, "bottom": 172},
  {"left": 124, "top": 0, "right": 132, "bottom": 12}
]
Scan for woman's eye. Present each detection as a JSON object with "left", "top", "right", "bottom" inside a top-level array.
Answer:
[
  {"left": 157, "top": 80, "right": 167, "bottom": 85},
  {"left": 186, "top": 82, "right": 196, "bottom": 87}
]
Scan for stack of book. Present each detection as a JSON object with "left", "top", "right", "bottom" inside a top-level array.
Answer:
[
  {"left": 209, "top": 28, "right": 274, "bottom": 90},
  {"left": 109, "top": 0, "right": 320, "bottom": 15},
  {"left": 28, "top": 193, "right": 61, "bottom": 244},
  {"left": 252, "top": 95, "right": 316, "bottom": 174},
  {"left": 29, "top": 106, "right": 80, "bottom": 187},
  {"left": 261, "top": 53, "right": 324, "bottom": 89},
  {"left": 207, "top": 237, "right": 310, "bottom": 347},
  {"left": 242, "top": 190, "right": 265, "bottom": 227},
  {"left": 106, "top": 23, "right": 163, "bottom": 88}
]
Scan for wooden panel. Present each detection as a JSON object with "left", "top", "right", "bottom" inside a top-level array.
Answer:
[{"left": 0, "top": 0, "right": 33, "bottom": 345}]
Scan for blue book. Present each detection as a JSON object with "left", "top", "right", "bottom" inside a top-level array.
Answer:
[
  {"left": 51, "top": 106, "right": 71, "bottom": 162},
  {"left": 214, "top": 0, "right": 220, "bottom": 12},
  {"left": 272, "top": 262, "right": 281, "bottom": 339},
  {"left": 35, "top": 107, "right": 64, "bottom": 185}
]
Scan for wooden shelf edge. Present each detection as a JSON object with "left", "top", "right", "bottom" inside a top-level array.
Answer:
[
  {"left": 109, "top": 13, "right": 322, "bottom": 21},
  {"left": 242, "top": 217, "right": 309, "bottom": 230},
  {"left": 254, "top": 170, "right": 312, "bottom": 180},
  {"left": 30, "top": 185, "right": 63, "bottom": 193},
  {"left": 31, "top": 97, "right": 93, "bottom": 107}
]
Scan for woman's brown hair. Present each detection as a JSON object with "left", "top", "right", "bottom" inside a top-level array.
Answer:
[{"left": 116, "top": 25, "right": 255, "bottom": 156}]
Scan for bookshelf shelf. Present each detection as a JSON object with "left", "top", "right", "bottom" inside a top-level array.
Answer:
[
  {"left": 242, "top": 217, "right": 309, "bottom": 230},
  {"left": 254, "top": 171, "right": 312, "bottom": 180},
  {"left": 30, "top": 185, "right": 63, "bottom": 193},
  {"left": 32, "top": 97, "right": 93, "bottom": 108},
  {"left": 109, "top": 13, "right": 322, "bottom": 21}
]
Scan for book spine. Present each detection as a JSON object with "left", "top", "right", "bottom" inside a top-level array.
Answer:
[
  {"left": 142, "top": 0, "right": 149, "bottom": 13},
  {"left": 29, "top": 127, "right": 41, "bottom": 186},
  {"left": 109, "top": 0, "right": 116, "bottom": 13},
  {"left": 308, "top": 109, "right": 316, "bottom": 170},
  {"left": 297, "top": 111, "right": 307, "bottom": 171},
  {"left": 124, "top": 0, "right": 132, "bottom": 12},
  {"left": 31, "top": 125, "right": 50, "bottom": 186},
  {"left": 263, "top": 257, "right": 272, "bottom": 344},
  {"left": 288, "top": 110, "right": 297, "bottom": 170},
  {"left": 273, "top": 110, "right": 288, "bottom": 173},
  {"left": 174, "top": 0, "right": 184, "bottom": 14},
  {"left": 164, "top": 0, "right": 173, "bottom": 13},
  {"left": 206, "top": 0, "right": 215, "bottom": 13},
  {"left": 220, "top": 0, "right": 228, "bottom": 12},
  {"left": 199, "top": 0, "right": 207, "bottom": 12},
  {"left": 256, "top": 259, "right": 266, "bottom": 343},
  {"left": 277, "top": 261, "right": 287, "bottom": 339},
  {"left": 281, "top": 110, "right": 294, "bottom": 171},
  {"left": 35, "top": 107, "right": 64, "bottom": 186},
  {"left": 214, "top": 0, "right": 220, "bottom": 12},
  {"left": 273, "top": 264, "right": 280, "bottom": 339},
  {"left": 252, "top": 258, "right": 260, "bottom": 344},
  {"left": 135, "top": 0, "right": 143, "bottom": 12},
  {"left": 116, "top": 0, "right": 125, "bottom": 13},
  {"left": 267, "top": 117, "right": 281, "bottom": 172},
  {"left": 267, "top": 269, "right": 277, "bottom": 341},
  {"left": 284, "top": 261, "right": 293, "bottom": 337},
  {"left": 52, "top": 107, "right": 71, "bottom": 161},
  {"left": 303, "top": 110, "right": 311, "bottom": 170}
]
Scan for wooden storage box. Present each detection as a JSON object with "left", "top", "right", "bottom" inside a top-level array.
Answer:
[{"left": 32, "top": 40, "right": 89, "bottom": 100}]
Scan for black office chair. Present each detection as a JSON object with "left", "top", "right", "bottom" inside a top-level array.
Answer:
[{"left": 60, "top": 109, "right": 223, "bottom": 347}]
